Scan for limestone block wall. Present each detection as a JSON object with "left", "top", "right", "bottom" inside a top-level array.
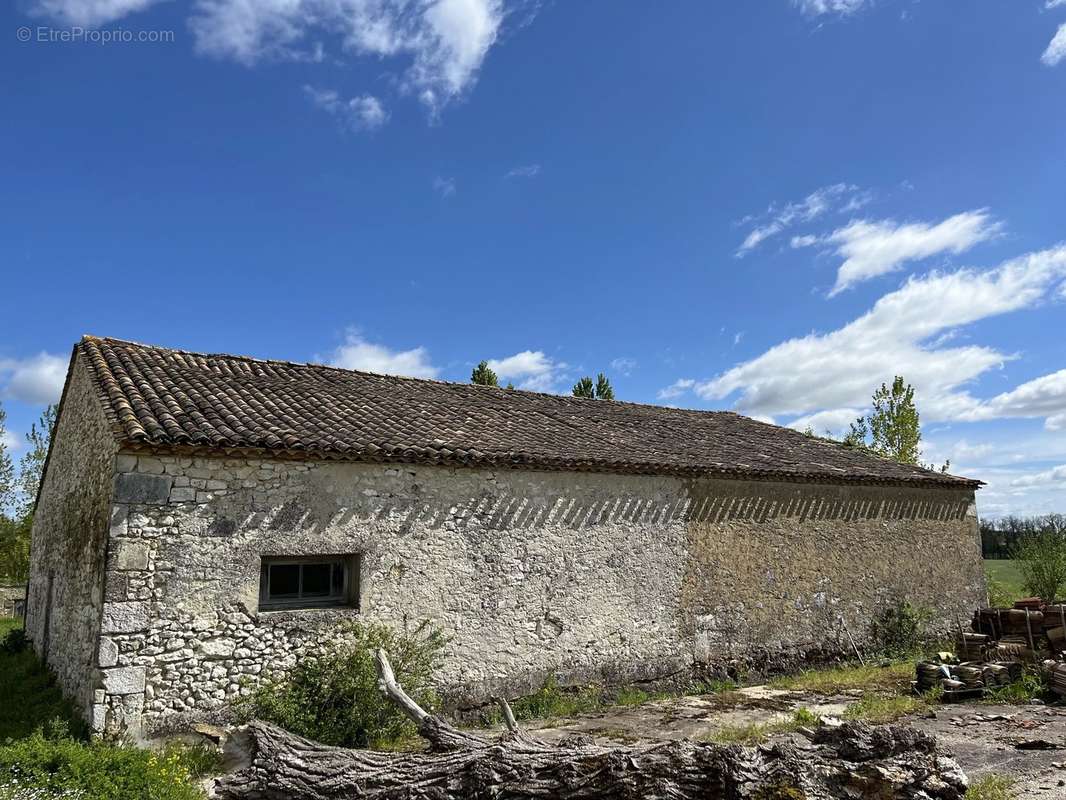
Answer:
[
  {"left": 24, "top": 355, "right": 117, "bottom": 720},
  {"left": 96, "top": 452, "right": 985, "bottom": 737}
]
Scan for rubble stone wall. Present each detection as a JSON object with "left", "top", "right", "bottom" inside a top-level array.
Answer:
[
  {"left": 97, "top": 452, "right": 984, "bottom": 737},
  {"left": 24, "top": 356, "right": 117, "bottom": 721}
]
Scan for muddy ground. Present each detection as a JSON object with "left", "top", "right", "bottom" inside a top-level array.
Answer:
[{"left": 521, "top": 686, "right": 1066, "bottom": 796}]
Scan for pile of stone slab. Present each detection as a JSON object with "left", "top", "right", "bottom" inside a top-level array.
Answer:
[{"left": 915, "top": 657, "right": 1022, "bottom": 699}]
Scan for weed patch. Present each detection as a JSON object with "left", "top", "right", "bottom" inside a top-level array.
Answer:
[
  {"left": 768, "top": 661, "right": 912, "bottom": 694},
  {"left": 965, "top": 773, "right": 1015, "bottom": 800},
  {"left": 706, "top": 709, "right": 819, "bottom": 745},
  {"left": 0, "top": 619, "right": 87, "bottom": 742},
  {"left": 843, "top": 693, "right": 926, "bottom": 724}
]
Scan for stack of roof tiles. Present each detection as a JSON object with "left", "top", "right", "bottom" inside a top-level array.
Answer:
[{"left": 71, "top": 336, "right": 981, "bottom": 489}]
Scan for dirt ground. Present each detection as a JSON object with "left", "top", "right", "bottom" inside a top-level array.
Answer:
[{"left": 522, "top": 686, "right": 1066, "bottom": 796}]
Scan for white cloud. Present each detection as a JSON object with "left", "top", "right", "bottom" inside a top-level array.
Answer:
[
  {"left": 486, "top": 350, "right": 564, "bottom": 392},
  {"left": 189, "top": 0, "right": 505, "bottom": 111},
  {"left": 303, "top": 86, "right": 388, "bottom": 130},
  {"left": 1043, "top": 23, "right": 1066, "bottom": 66},
  {"left": 27, "top": 0, "right": 161, "bottom": 25},
  {"left": 433, "top": 175, "right": 456, "bottom": 197},
  {"left": 1048, "top": 0, "right": 1066, "bottom": 8},
  {"left": 657, "top": 378, "right": 695, "bottom": 400},
  {"left": 973, "top": 369, "right": 1066, "bottom": 430},
  {"left": 328, "top": 330, "right": 438, "bottom": 378},
  {"left": 505, "top": 164, "right": 540, "bottom": 178},
  {"left": 1, "top": 430, "right": 21, "bottom": 453},
  {"left": 793, "top": 0, "right": 868, "bottom": 17},
  {"left": 610, "top": 357, "right": 636, "bottom": 376},
  {"left": 786, "top": 407, "right": 863, "bottom": 436},
  {"left": 736, "top": 183, "right": 864, "bottom": 256},
  {"left": 30, "top": 0, "right": 512, "bottom": 113},
  {"left": 692, "top": 245, "right": 1066, "bottom": 422},
  {"left": 1011, "top": 464, "right": 1066, "bottom": 488},
  {"left": 0, "top": 353, "right": 67, "bottom": 405},
  {"left": 802, "top": 209, "right": 1002, "bottom": 296}
]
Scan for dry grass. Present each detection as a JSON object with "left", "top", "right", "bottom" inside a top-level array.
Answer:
[
  {"left": 768, "top": 661, "right": 913, "bottom": 694},
  {"left": 705, "top": 708, "right": 819, "bottom": 745},
  {"left": 842, "top": 693, "right": 927, "bottom": 723}
]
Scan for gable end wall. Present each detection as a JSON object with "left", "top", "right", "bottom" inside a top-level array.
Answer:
[{"left": 24, "top": 355, "right": 118, "bottom": 723}]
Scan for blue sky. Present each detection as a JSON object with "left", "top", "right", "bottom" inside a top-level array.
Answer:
[{"left": 2, "top": 0, "right": 1065, "bottom": 517}]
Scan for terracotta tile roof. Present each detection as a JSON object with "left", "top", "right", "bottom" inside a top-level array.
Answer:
[{"left": 75, "top": 336, "right": 980, "bottom": 489}]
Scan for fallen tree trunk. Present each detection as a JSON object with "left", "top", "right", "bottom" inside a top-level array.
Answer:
[{"left": 211, "top": 650, "right": 968, "bottom": 800}]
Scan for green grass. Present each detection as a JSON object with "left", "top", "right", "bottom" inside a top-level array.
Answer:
[
  {"left": 0, "top": 618, "right": 87, "bottom": 741},
  {"left": 842, "top": 693, "right": 927, "bottom": 723},
  {"left": 768, "top": 661, "right": 913, "bottom": 694},
  {"left": 0, "top": 617, "right": 218, "bottom": 799},
  {"left": 965, "top": 774, "right": 1015, "bottom": 800},
  {"left": 984, "top": 560, "right": 1026, "bottom": 604},
  {"left": 705, "top": 708, "right": 820, "bottom": 745}
]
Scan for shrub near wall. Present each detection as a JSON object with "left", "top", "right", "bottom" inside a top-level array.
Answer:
[{"left": 236, "top": 620, "right": 446, "bottom": 749}]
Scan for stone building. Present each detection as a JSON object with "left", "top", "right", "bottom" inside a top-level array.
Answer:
[{"left": 26, "top": 336, "right": 986, "bottom": 738}]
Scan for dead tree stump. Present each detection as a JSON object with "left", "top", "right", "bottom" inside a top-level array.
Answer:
[{"left": 211, "top": 650, "right": 968, "bottom": 800}]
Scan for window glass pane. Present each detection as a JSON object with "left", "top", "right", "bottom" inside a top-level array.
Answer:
[
  {"left": 269, "top": 564, "right": 300, "bottom": 598},
  {"left": 332, "top": 563, "right": 344, "bottom": 595},
  {"left": 302, "top": 563, "right": 332, "bottom": 597}
]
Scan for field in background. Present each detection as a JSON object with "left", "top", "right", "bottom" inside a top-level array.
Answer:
[{"left": 984, "top": 560, "right": 1025, "bottom": 603}]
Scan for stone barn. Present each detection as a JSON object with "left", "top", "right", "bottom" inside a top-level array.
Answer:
[{"left": 25, "top": 336, "right": 986, "bottom": 738}]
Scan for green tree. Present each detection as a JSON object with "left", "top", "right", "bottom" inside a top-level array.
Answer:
[
  {"left": 470, "top": 361, "right": 499, "bottom": 387},
  {"left": 0, "top": 401, "right": 15, "bottom": 515},
  {"left": 571, "top": 376, "right": 595, "bottom": 398},
  {"left": 17, "top": 404, "right": 57, "bottom": 518},
  {"left": 572, "top": 373, "right": 615, "bottom": 400},
  {"left": 844, "top": 377, "right": 922, "bottom": 464},
  {"left": 1014, "top": 531, "right": 1066, "bottom": 603},
  {"left": 594, "top": 373, "right": 615, "bottom": 401}
]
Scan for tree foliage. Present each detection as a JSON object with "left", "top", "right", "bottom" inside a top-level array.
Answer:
[
  {"left": 236, "top": 620, "right": 446, "bottom": 749},
  {"left": 845, "top": 376, "right": 922, "bottom": 464},
  {"left": 0, "top": 401, "right": 57, "bottom": 583},
  {"left": 572, "top": 373, "right": 615, "bottom": 400},
  {"left": 470, "top": 361, "right": 499, "bottom": 387},
  {"left": 17, "top": 405, "right": 57, "bottom": 518},
  {"left": 0, "top": 404, "right": 15, "bottom": 514},
  {"left": 1014, "top": 531, "right": 1066, "bottom": 603}
]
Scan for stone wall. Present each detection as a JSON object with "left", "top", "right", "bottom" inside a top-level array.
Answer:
[
  {"left": 24, "top": 355, "right": 117, "bottom": 721},
  {"left": 98, "top": 452, "right": 984, "bottom": 737},
  {"left": 0, "top": 584, "right": 27, "bottom": 617}
]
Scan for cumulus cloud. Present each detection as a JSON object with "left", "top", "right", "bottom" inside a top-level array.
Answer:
[
  {"left": 736, "top": 183, "right": 867, "bottom": 256},
  {"left": 0, "top": 353, "right": 67, "bottom": 405},
  {"left": 190, "top": 0, "right": 505, "bottom": 111},
  {"left": 972, "top": 369, "right": 1066, "bottom": 430},
  {"left": 486, "top": 350, "right": 565, "bottom": 392},
  {"left": 29, "top": 0, "right": 515, "bottom": 114},
  {"left": 657, "top": 378, "right": 695, "bottom": 400},
  {"left": 1011, "top": 464, "right": 1066, "bottom": 488},
  {"left": 797, "top": 209, "right": 1002, "bottom": 296},
  {"left": 1043, "top": 23, "right": 1066, "bottom": 66},
  {"left": 505, "top": 164, "right": 540, "bottom": 178},
  {"left": 786, "top": 407, "right": 863, "bottom": 436},
  {"left": 682, "top": 246, "right": 1066, "bottom": 423},
  {"left": 303, "top": 86, "right": 388, "bottom": 131},
  {"left": 792, "top": 0, "right": 868, "bottom": 17},
  {"left": 328, "top": 331, "right": 439, "bottom": 378}
]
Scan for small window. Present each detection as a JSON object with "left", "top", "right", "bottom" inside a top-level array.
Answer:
[{"left": 259, "top": 555, "right": 358, "bottom": 611}]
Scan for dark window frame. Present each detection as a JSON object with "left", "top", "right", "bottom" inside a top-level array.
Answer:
[{"left": 258, "top": 554, "right": 359, "bottom": 611}]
